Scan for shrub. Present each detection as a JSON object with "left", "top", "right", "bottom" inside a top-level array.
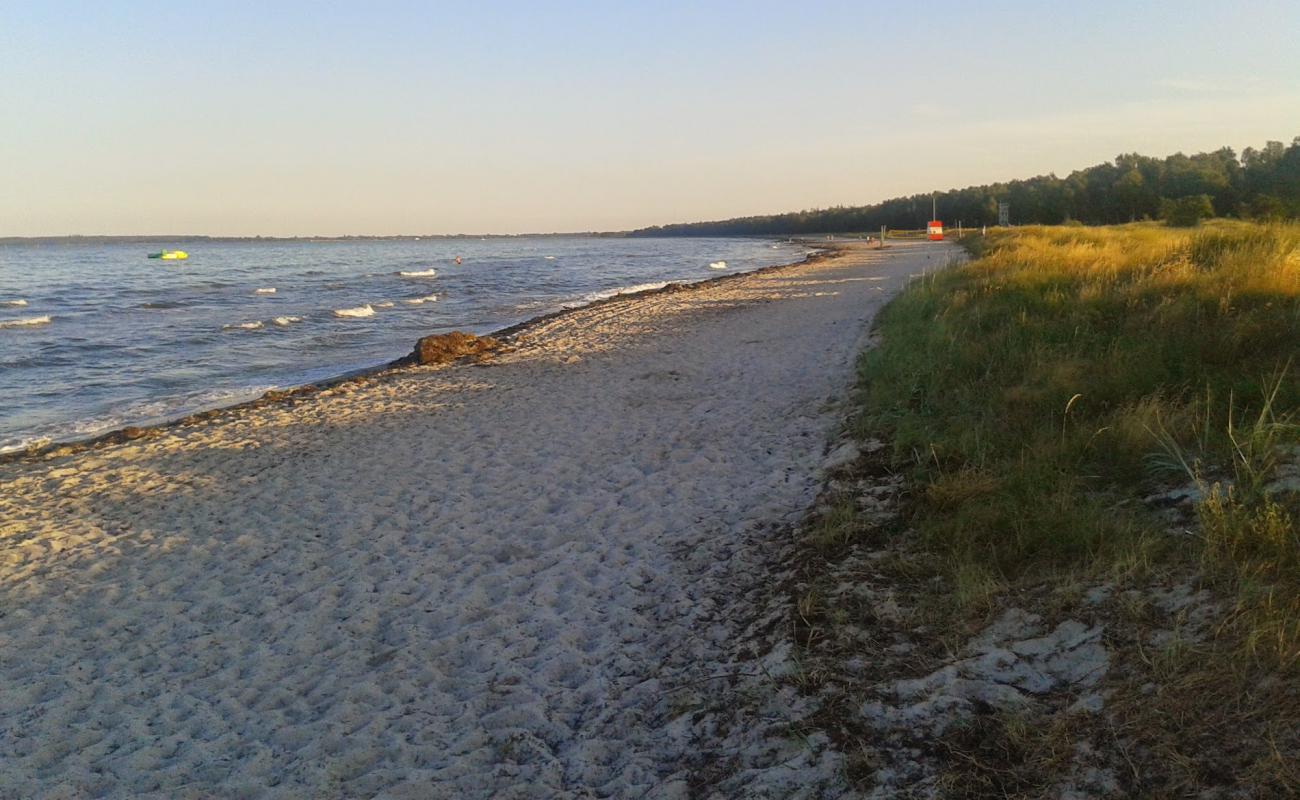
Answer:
[
  {"left": 1161, "top": 194, "right": 1215, "bottom": 227},
  {"left": 1249, "top": 194, "right": 1287, "bottom": 221}
]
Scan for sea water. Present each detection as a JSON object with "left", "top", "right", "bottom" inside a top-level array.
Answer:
[{"left": 0, "top": 236, "right": 806, "bottom": 451}]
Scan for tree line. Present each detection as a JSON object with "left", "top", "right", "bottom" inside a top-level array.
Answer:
[{"left": 628, "top": 136, "right": 1300, "bottom": 236}]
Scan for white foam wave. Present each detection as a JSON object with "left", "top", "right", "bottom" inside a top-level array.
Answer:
[
  {"left": 1, "top": 299, "right": 28, "bottom": 307},
  {"left": 0, "top": 435, "right": 51, "bottom": 454},
  {"left": 333, "top": 305, "right": 375, "bottom": 318},
  {"left": 544, "top": 256, "right": 556, "bottom": 260},
  {"left": 0, "top": 315, "right": 51, "bottom": 329},
  {"left": 708, "top": 260, "right": 727, "bottom": 270},
  {"left": 223, "top": 321, "right": 264, "bottom": 330},
  {"left": 374, "top": 301, "right": 395, "bottom": 308},
  {"left": 398, "top": 268, "right": 437, "bottom": 278},
  {"left": 272, "top": 316, "right": 303, "bottom": 326},
  {"left": 565, "top": 282, "right": 669, "bottom": 308},
  {"left": 403, "top": 294, "right": 439, "bottom": 305},
  {"left": 1, "top": 384, "right": 279, "bottom": 453},
  {"left": 254, "top": 287, "right": 277, "bottom": 295}
]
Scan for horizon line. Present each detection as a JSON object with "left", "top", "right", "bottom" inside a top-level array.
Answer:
[{"left": 0, "top": 231, "right": 641, "bottom": 242}]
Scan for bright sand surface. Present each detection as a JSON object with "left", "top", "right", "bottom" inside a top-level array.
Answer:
[{"left": 0, "top": 241, "right": 953, "bottom": 798}]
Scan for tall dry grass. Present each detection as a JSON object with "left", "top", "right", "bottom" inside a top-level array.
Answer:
[
  {"left": 862, "top": 221, "right": 1300, "bottom": 655},
  {"left": 860, "top": 221, "right": 1300, "bottom": 600},
  {"left": 854, "top": 221, "right": 1300, "bottom": 791}
]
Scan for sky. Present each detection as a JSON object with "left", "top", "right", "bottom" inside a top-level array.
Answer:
[{"left": 2, "top": 0, "right": 1298, "bottom": 236}]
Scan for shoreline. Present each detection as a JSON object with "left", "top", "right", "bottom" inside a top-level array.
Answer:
[
  {"left": 0, "top": 240, "right": 938, "bottom": 797},
  {"left": 0, "top": 241, "right": 838, "bottom": 465}
]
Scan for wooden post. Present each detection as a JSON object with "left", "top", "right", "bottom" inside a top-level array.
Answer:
[{"left": 879, "top": 226, "right": 886, "bottom": 248}]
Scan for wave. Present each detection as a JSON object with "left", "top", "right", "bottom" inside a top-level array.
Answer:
[
  {"left": 333, "top": 305, "right": 375, "bottom": 318},
  {"left": 271, "top": 316, "right": 302, "bottom": 326},
  {"left": 544, "top": 256, "right": 556, "bottom": 260},
  {"left": 2, "top": 353, "right": 74, "bottom": 369},
  {"left": 1, "top": 299, "right": 28, "bottom": 307},
  {"left": 140, "top": 300, "right": 187, "bottom": 309},
  {"left": 565, "top": 282, "right": 669, "bottom": 308},
  {"left": 0, "top": 436, "right": 49, "bottom": 454},
  {"left": 0, "top": 315, "right": 52, "bottom": 329},
  {"left": 708, "top": 260, "right": 727, "bottom": 270},
  {"left": 403, "top": 294, "right": 439, "bottom": 305},
  {"left": 222, "top": 321, "right": 264, "bottom": 331},
  {"left": 254, "top": 287, "right": 277, "bottom": 295},
  {"left": 1, "top": 384, "right": 278, "bottom": 454},
  {"left": 373, "top": 301, "right": 395, "bottom": 308},
  {"left": 398, "top": 268, "right": 437, "bottom": 278}
]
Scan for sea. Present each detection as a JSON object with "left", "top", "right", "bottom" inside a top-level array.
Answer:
[{"left": 0, "top": 236, "right": 808, "bottom": 452}]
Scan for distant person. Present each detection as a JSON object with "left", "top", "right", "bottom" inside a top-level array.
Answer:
[{"left": 454, "top": 256, "right": 462, "bottom": 265}]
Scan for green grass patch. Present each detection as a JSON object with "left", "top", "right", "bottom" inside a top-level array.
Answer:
[
  {"left": 860, "top": 222, "right": 1300, "bottom": 627},
  {"left": 855, "top": 220, "right": 1300, "bottom": 792}
]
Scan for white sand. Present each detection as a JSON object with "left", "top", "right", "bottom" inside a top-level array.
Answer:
[{"left": 0, "top": 241, "right": 951, "bottom": 798}]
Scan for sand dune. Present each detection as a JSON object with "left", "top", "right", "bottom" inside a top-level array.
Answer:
[{"left": 0, "top": 241, "right": 947, "bottom": 798}]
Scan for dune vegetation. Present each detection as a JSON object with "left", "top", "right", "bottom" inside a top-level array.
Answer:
[{"left": 849, "top": 221, "right": 1300, "bottom": 794}]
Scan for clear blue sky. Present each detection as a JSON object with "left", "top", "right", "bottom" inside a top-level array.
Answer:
[{"left": 2, "top": 0, "right": 1297, "bottom": 235}]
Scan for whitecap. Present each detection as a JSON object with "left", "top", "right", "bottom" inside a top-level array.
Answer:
[
  {"left": 333, "top": 305, "right": 375, "bottom": 318},
  {"left": 544, "top": 256, "right": 556, "bottom": 260},
  {"left": 271, "top": 316, "right": 302, "bottom": 326},
  {"left": 398, "top": 268, "right": 437, "bottom": 278},
  {"left": 374, "top": 301, "right": 395, "bottom": 308},
  {"left": 564, "top": 282, "right": 669, "bottom": 308},
  {"left": 222, "top": 320, "right": 264, "bottom": 330},
  {"left": 254, "top": 287, "right": 277, "bottom": 295},
  {"left": 403, "top": 294, "right": 439, "bottom": 305},
  {"left": 0, "top": 315, "right": 50, "bottom": 329},
  {"left": 708, "top": 261, "right": 727, "bottom": 270},
  {"left": 1, "top": 299, "right": 28, "bottom": 307},
  {"left": 0, "top": 435, "right": 52, "bottom": 454}
]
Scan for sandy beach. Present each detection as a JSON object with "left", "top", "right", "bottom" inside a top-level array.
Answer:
[{"left": 0, "top": 240, "right": 951, "bottom": 798}]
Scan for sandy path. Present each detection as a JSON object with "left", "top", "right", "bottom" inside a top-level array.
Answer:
[{"left": 0, "top": 241, "right": 950, "bottom": 799}]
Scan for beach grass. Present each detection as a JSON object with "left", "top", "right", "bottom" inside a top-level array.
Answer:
[{"left": 853, "top": 221, "right": 1300, "bottom": 793}]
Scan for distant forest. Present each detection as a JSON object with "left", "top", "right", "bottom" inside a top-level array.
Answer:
[{"left": 629, "top": 137, "right": 1300, "bottom": 236}]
